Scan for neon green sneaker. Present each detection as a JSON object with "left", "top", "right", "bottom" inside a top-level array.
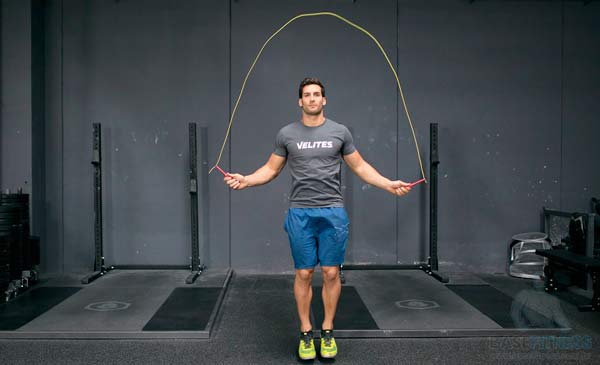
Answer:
[
  {"left": 298, "top": 330, "right": 316, "bottom": 360},
  {"left": 320, "top": 329, "right": 337, "bottom": 358}
]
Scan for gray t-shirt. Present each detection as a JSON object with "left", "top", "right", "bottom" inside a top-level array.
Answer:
[{"left": 274, "top": 118, "right": 356, "bottom": 208}]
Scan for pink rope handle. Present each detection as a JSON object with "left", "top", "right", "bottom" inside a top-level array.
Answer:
[
  {"left": 407, "top": 178, "right": 425, "bottom": 188},
  {"left": 215, "top": 165, "right": 231, "bottom": 178}
]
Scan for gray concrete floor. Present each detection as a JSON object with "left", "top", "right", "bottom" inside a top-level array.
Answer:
[{"left": 0, "top": 271, "right": 599, "bottom": 364}]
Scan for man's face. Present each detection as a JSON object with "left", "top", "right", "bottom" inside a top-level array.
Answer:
[{"left": 298, "top": 84, "right": 326, "bottom": 115}]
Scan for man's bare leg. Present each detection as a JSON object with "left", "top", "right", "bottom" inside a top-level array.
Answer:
[
  {"left": 321, "top": 265, "right": 341, "bottom": 330},
  {"left": 294, "top": 268, "right": 314, "bottom": 331}
]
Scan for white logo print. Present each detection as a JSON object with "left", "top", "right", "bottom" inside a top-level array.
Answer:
[{"left": 296, "top": 141, "right": 334, "bottom": 149}]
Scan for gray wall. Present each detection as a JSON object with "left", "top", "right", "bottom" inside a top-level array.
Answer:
[
  {"left": 230, "top": 0, "right": 407, "bottom": 271},
  {"left": 1, "top": 0, "right": 32, "bottom": 193},
  {"left": 0, "top": 0, "right": 45, "bottom": 243},
  {"left": 405, "top": 1, "right": 565, "bottom": 271},
  {"left": 562, "top": 1, "right": 600, "bottom": 212},
  {"left": 1, "top": 0, "right": 599, "bottom": 274},
  {"left": 46, "top": 0, "right": 231, "bottom": 272}
]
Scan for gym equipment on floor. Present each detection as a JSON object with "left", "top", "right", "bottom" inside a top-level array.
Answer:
[
  {"left": 538, "top": 207, "right": 599, "bottom": 311},
  {"left": 0, "top": 191, "right": 40, "bottom": 301},
  {"left": 340, "top": 123, "right": 448, "bottom": 284},
  {"left": 81, "top": 123, "right": 208, "bottom": 284}
]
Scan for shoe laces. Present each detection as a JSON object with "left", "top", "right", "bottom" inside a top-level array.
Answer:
[
  {"left": 322, "top": 330, "right": 333, "bottom": 346},
  {"left": 301, "top": 331, "right": 313, "bottom": 349}
]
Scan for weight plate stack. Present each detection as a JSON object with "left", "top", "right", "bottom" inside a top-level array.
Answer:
[
  {"left": 0, "top": 223, "right": 14, "bottom": 237},
  {"left": 0, "top": 273, "right": 9, "bottom": 296},
  {"left": 1, "top": 194, "right": 31, "bottom": 278},
  {"left": 0, "top": 194, "right": 30, "bottom": 237},
  {"left": 0, "top": 235, "right": 10, "bottom": 294},
  {"left": 9, "top": 224, "right": 26, "bottom": 279},
  {"left": 0, "top": 206, "right": 20, "bottom": 238},
  {"left": 0, "top": 193, "right": 29, "bottom": 204},
  {"left": 0, "top": 236, "right": 9, "bottom": 254},
  {"left": 0, "top": 235, "right": 10, "bottom": 269}
]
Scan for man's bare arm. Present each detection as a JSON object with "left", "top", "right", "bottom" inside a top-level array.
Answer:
[
  {"left": 224, "top": 153, "right": 286, "bottom": 190},
  {"left": 343, "top": 150, "right": 411, "bottom": 196}
]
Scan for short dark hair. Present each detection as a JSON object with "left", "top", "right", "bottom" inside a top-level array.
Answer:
[{"left": 298, "top": 77, "right": 325, "bottom": 98}]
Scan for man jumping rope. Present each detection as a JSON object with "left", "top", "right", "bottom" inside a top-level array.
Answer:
[{"left": 223, "top": 77, "right": 412, "bottom": 360}]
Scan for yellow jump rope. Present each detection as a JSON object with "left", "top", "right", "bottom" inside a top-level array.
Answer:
[{"left": 210, "top": 11, "right": 427, "bottom": 185}]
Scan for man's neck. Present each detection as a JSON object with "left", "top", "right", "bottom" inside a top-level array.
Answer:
[{"left": 301, "top": 113, "right": 325, "bottom": 127}]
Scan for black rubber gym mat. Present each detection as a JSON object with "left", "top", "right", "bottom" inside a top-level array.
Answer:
[
  {"left": 446, "top": 285, "right": 517, "bottom": 328},
  {"left": 312, "top": 286, "right": 378, "bottom": 329},
  {"left": 143, "top": 287, "right": 222, "bottom": 331},
  {"left": 0, "top": 286, "right": 81, "bottom": 330}
]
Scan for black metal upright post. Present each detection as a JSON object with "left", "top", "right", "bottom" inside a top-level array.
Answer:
[
  {"left": 199, "top": 127, "right": 209, "bottom": 272},
  {"left": 93, "top": 123, "right": 103, "bottom": 272},
  {"left": 429, "top": 123, "right": 439, "bottom": 271},
  {"left": 186, "top": 123, "right": 204, "bottom": 283},
  {"left": 82, "top": 123, "right": 112, "bottom": 284},
  {"left": 340, "top": 123, "right": 447, "bottom": 284},
  {"left": 424, "top": 123, "right": 448, "bottom": 283}
]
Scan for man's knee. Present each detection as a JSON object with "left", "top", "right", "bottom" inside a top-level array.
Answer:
[
  {"left": 321, "top": 266, "right": 339, "bottom": 282},
  {"left": 296, "top": 268, "right": 314, "bottom": 282}
]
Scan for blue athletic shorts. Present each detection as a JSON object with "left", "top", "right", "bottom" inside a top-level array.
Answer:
[{"left": 284, "top": 207, "right": 350, "bottom": 269}]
